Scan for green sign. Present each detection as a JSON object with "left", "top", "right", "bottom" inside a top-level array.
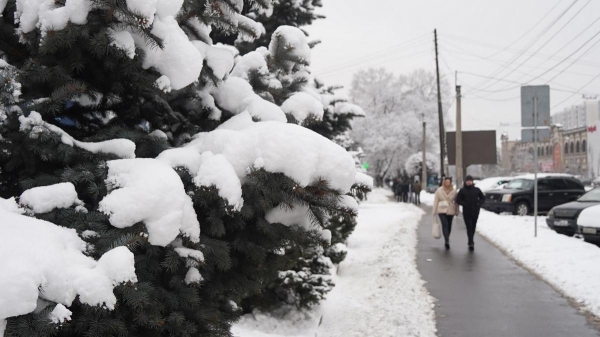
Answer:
[{"left": 362, "top": 162, "right": 370, "bottom": 170}]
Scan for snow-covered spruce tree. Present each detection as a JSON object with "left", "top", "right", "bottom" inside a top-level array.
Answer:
[
  {"left": 0, "top": 0, "right": 370, "bottom": 335},
  {"left": 213, "top": 0, "right": 324, "bottom": 55}
]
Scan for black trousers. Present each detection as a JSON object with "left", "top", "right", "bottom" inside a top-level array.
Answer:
[
  {"left": 463, "top": 213, "right": 479, "bottom": 246},
  {"left": 438, "top": 214, "right": 454, "bottom": 243},
  {"left": 413, "top": 193, "right": 420, "bottom": 205}
]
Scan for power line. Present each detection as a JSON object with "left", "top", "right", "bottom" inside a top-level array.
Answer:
[
  {"left": 485, "top": 0, "right": 592, "bottom": 90},
  {"left": 476, "top": 0, "right": 581, "bottom": 90},
  {"left": 314, "top": 34, "right": 430, "bottom": 76},
  {"left": 552, "top": 72, "right": 600, "bottom": 108}
]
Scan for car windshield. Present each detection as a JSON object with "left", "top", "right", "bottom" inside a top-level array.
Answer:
[
  {"left": 578, "top": 189, "right": 600, "bottom": 202},
  {"left": 505, "top": 179, "right": 534, "bottom": 190}
]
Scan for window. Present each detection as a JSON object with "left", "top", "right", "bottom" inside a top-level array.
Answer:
[
  {"left": 564, "top": 178, "right": 583, "bottom": 190},
  {"left": 565, "top": 142, "right": 569, "bottom": 154},
  {"left": 549, "top": 178, "right": 568, "bottom": 190},
  {"left": 538, "top": 179, "right": 552, "bottom": 191},
  {"left": 546, "top": 146, "right": 550, "bottom": 156},
  {"left": 570, "top": 142, "right": 574, "bottom": 154},
  {"left": 576, "top": 141, "right": 580, "bottom": 153},
  {"left": 583, "top": 140, "right": 587, "bottom": 152}
]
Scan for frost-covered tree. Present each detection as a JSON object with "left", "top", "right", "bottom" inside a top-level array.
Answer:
[
  {"left": 404, "top": 152, "right": 438, "bottom": 179},
  {"left": 350, "top": 68, "right": 451, "bottom": 186},
  {"left": 0, "top": 0, "right": 371, "bottom": 336}
]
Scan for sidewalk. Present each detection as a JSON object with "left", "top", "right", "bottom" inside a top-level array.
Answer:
[{"left": 416, "top": 206, "right": 600, "bottom": 337}]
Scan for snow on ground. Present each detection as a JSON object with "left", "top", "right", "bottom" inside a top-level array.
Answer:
[
  {"left": 476, "top": 211, "right": 600, "bottom": 318},
  {"left": 233, "top": 190, "right": 437, "bottom": 337},
  {"left": 364, "top": 187, "right": 394, "bottom": 203},
  {"left": 421, "top": 191, "right": 435, "bottom": 206}
]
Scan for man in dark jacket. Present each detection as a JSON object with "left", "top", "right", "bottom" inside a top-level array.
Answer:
[
  {"left": 412, "top": 180, "right": 422, "bottom": 205},
  {"left": 456, "top": 175, "right": 485, "bottom": 251}
]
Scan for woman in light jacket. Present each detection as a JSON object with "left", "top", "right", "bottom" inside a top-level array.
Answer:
[{"left": 433, "top": 177, "right": 459, "bottom": 250}]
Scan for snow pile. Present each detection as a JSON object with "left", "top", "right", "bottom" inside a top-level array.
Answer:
[
  {"left": 131, "top": 14, "right": 203, "bottom": 90},
  {"left": 0, "top": 197, "right": 23, "bottom": 214},
  {"left": 234, "top": 202, "right": 436, "bottom": 337},
  {"left": 107, "top": 28, "right": 136, "bottom": 59},
  {"left": 210, "top": 77, "right": 287, "bottom": 122},
  {"left": 49, "top": 304, "right": 72, "bottom": 324},
  {"left": 14, "top": 0, "right": 92, "bottom": 34},
  {"left": 0, "top": 208, "right": 136, "bottom": 329},
  {"left": 99, "top": 158, "right": 200, "bottom": 246},
  {"left": 577, "top": 205, "right": 600, "bottom": 228},
  {"left": 193, "top": 152, "right": 243, "bottom": 211},
  {"left": 269, "top": 26, "right": 311, "bottom": 70},
  {"left": 19, "top": 111, "right": 136, "bottom": 159},
  {"left": 231, "top": 51, "right": 268, "bottom": 80},
  {"left": 19, "top": 182, "right": 82, "bottom": 213},
  {"left": 365, "top": 188, "right": 394, "bottom": 203},
  {"left": 188, "top": 115, "right": 358, "bottom": 193},
  {"left": 281, "top": 92, "right": 324, "bottom": 122},
  {"left": 192, "top": 41, "right": 235, "bottom": 80},
  {"left": 334, "top": 102, "right": 365, "bottom": 117},
  {"left": 185, "top": 267, "right": 203, "bottom": 285},
  {"left": 477, "top": 210, "right": 600, "bottom": 318},
  {"left": 420, "top": 191, "right": 435, "bottom": 206},
  {"left": 355, "top": 172, "right": 373, "bottom": 188},
  {"left": 337, "top": 195, "right": 359, "bottom": 213}
]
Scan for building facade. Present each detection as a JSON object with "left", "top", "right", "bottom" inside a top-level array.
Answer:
[{"left": 502, "top": 100, "right": 598, "bottom": 177}]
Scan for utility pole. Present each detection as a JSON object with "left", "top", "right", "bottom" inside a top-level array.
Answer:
[
  {"left": 434, "top": 29, "right": 446, "bottom": 177},
  {"left": 422, "top": 114, "right": 427, "bottom": 190},
  {"left": 455, "top": 85, "right": 463, "bottom": 186}
]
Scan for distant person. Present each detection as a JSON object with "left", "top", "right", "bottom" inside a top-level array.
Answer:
[
  {"left": 456, "top": 175, "right": 485, "bottom": 251},
  {"left": 393, "top": 178, "right": 402, "bottom": 202},
  {"left": 401, "top": 180, "right": 410, "bottom": 202},
  {"left": 433, "top": 177, "right": 458, "bottom": 250},
  {"left": 412, "top": 180, "right": 422, "bottom": 205}
]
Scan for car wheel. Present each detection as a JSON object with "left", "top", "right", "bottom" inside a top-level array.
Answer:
[{"left": 514, "top": 202, "right": 529, "bottom": 216}]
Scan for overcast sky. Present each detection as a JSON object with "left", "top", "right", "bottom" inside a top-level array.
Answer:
[{"left": 305, "top": 0, "right": 600, "bottom": 141}]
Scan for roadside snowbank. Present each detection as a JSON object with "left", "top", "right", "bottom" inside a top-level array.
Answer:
[
  {"left": 233, "top": 194, "right": 437, "bottom": 337},
  {"left": 476, "top": 211, "right": 600, "bottom": 318},
  {"left": 421, "top": 191, "right": 435, "bottom": 206}
]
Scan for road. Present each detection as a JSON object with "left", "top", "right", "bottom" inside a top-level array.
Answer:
[{"left": 416, "top": 206, "right": 600, "bottom": 337}]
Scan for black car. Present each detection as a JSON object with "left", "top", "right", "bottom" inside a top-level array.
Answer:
[
  {"left": 482, "top": 175, "right": 585, "bottom": 216},
  {"left": 547, "top": 188, "right": 600, "bottom": 237}
]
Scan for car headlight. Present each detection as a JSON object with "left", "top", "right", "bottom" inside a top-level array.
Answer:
[
  {"left": 501, "top": 194, "right": 512, "bottom": 202},
  {"left": 548, "top": 208, "right": 555, "bottom": 219}
]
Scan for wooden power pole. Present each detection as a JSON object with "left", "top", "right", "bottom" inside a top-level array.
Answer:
[
  {"left": 422, "top": 116, "right": 427, "bottom": 189},
  {"left": 434, "top": 29, "right": 446, "bottom": 177},
  {"left": 455, "top": 85, "right": 463, "bottom": 186}
]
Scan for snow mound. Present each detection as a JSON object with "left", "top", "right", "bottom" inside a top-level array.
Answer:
[
  {"left": 281, "top": 92, "right": 324, "bottom": 122},
  {"left": 15, "top": 0, "right": 92, "bottom": 34},
  {"left": 211, "top": 77, "right": 287, "bottom": 122},
  {"left": 355, "top": 172, "right": 373, "bottom": 188},
  {"left": 19, "top": 112, "right": 136, "bottom": 159},
  {"left": 337, "top": 195, "right": 359, "bottom": 213},
  {"left": 193, "top": 152, "right": 243, "bottom": 211},
  {"left": 99, "top": 159, "right": 200, "bottom": 246},
  {"left": 19, "top": 182, "right": 82, "bottom": 213},
  {"left": 334, "top": 102, "right": 365, "bottom": 117},
  {"left": 269, "top": 26, "right": 311, "bottom": 70},
  {"left": 231, "top": 51, "right": 268, "bottom": 80},
  {"left": 49, "top": 304, "right": 72, "bottom": 324},
  {"left": 192, "top": 41, "right": 235, "bottom": 80},
  {"left": 365, "top": 188, "right": 394, "bottom": 204},
  {"left": 0, "top": 197, "right": 24, "bottom": 214},
  {"left": 185, "top": 267, "right": 203, "bottom": 285},
  {"left": 577, "top": 205, "right": 600, "bottom": 228},
  {"left": 189, "top": 117, "right": 357, "bottom": 193},
  {"left": 0, "top": 209, "right": 136, "bottom": 326},
  {"left": 107, "top": 28, "right": 136, "bottom": 59}
]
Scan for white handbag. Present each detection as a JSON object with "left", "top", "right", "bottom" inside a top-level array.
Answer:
[
  {"left": 432, "top": 215, "right": 441, "bottom": 239},
  {"left": 437, "top": 200, "right": 449, "bottom": 214}
]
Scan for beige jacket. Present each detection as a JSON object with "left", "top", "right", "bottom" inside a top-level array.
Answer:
[{"left": 433, "top": 187, "right": 459, "bottom": 215}]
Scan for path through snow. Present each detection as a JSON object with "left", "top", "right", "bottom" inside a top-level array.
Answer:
[{"left": 233, "top": 189, "right": 437, "bottom": 336}]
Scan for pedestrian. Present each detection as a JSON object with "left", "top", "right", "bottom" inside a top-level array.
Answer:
[
  {"left": 412, "top": 180, "right": 422, "bottom": 205},
  {"left": 401, "top": 180, "right": 409, "bottom": 202},
  {"left": 456, "top": 175, "right": 485, "bottom": 251},
  {"left": 392, "top": 178, "right": 400, "bottom": 201},
  {"left": 433, "top": 177, "right": 459, "bottom": 250}
]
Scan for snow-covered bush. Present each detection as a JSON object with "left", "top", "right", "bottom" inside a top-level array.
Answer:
[
  {"left": 0, "top": 0, "right": 369, "bottom": 335},
  {"left": 404, "top": 152, "right": 439, "bottom": 178}
]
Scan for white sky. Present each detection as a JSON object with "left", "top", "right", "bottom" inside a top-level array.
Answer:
[{"left": 305, "top": 0, "right": 600, "bottom": 141}]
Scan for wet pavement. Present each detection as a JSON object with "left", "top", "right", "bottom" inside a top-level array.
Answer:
[{"left": 416, "top": 206, "right": 600, "bottom": 337}]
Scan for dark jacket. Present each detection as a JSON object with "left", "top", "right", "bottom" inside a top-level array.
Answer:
[
  {"left": 456, "top": 184, "right": 485, "bottom": 216},
  {"left": 412, "top": 182, "right": 422, "bottom": 194}
]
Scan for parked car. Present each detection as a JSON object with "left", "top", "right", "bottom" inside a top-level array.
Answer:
[
  {"left": 576, "top": 203, "right": 600, "bottom": 243},
  {"left": 475, "top": 177, "right": 513, "bottom": 193},
  {"left": 547, "top": 188, "right": 600, "bottom": 237},
  {"left": 482, "top": 174, "right": 585, "bottom": 216}
]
